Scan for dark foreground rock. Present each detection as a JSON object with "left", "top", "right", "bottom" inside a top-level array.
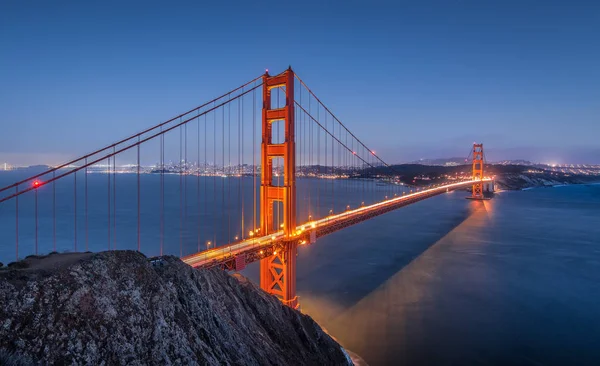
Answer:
[{"left": 0, "top": 251, "right": 351, "bottom": 365}]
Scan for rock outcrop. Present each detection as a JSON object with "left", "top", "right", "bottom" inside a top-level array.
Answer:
[{"left": 0, "top": 251, "right": 351, "bottom": 365}]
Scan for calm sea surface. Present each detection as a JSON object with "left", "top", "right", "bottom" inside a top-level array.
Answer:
[
  {"left": 246, "top": 183, "right": 600, "bottom": 365},
  {"left": 1, "top": 171, "right": 599, "bottom": 365}
]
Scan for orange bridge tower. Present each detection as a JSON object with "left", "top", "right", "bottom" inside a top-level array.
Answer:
[
  {"left": 259, "top": 68, "right": 298, "bottom": 309},
  {"left": 469, "top": 143, "right": 485, "bottom": 199}
]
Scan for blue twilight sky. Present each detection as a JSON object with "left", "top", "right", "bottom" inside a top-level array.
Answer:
[{"left": 1, "top": 0, "right": 599, "bottom": 165}]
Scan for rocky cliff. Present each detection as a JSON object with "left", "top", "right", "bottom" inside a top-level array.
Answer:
[{"left": 0, "top": 251, "right": 351, "bottom": 365}]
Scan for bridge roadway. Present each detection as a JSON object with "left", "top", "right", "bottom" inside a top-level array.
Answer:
[{"left": 182, "top": 179, "right": 493, "bottom": 271}]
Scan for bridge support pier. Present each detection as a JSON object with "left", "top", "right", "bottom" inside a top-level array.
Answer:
[
  {"left": 260, "top": 242, "right": 298, "bottom": 308},
  {"left": 485, "top": 182, "right": 494, "bottom": 192},
  {"left": 259, "top": 68, "right": 299, "bottom": 308}
]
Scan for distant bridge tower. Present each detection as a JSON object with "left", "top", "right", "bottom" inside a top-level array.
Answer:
[
  {"left": 470, "top": 143, "right": 485, "bottom": 199},
  {"left": 259, "top": 68, "right": 298, "bottom": 308}
]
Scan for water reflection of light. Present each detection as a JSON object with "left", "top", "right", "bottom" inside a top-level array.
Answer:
[
  {"left": 300, "top": 203, "right": 492, "bottom": 365},
  {"left": 481, "top": 196, "right": 495, "bottom": 219}
]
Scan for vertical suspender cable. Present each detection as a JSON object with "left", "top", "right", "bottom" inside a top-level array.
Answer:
[
  {"left": 85, "top": 159, "right": 88, "bottom": 251},
  {"left": 222, "top": 100, "right": 226, "bottom": 245},
  {"left": 332, "top": 115, "right": 335, "bottom": 213},
  {"left": 204, "top": 113, "right": 208, "bottom": 251},
  {"left": 344, "top": 129, "right": 348, "bottom": 204},
  {"left": 15, "top": 185, "right": 18, "bottom": 260},
  {"left": 197, "top": 110, "right": 201, "bottom": 252},
  {"left": 74, "top": 170, "right": 77, "bottom": 252},
  {"left": 179, "top": 124, "right": 183, "bottom": 257},
  {"left": 299, "top": 86, "right": 304, "bottom": 218},
  {"left": 310, "top": 91, "right": 313, "bottom": 219},
  {"left": 324, "top": 107, "right": 327, "bottom": 214},
  {"left": 53, "top": 171, "right": 56, "bottom": 252},
  {"left": 160, "top": 127, "right": 164, "bottom": 256},
  {"left": 35, "top": 186, "right": 38, "bottom": 255},
  {"left": 113, "top": 148, "right": 116, "bottom": 249},
  {"left": 227, "top": 99, "right": 231, "bottom": 243},
  {"left": 300, "top": 87, "right": 304, "bottom": 218},
  {"left": 238, "top": 88, "right": 244, "bottom": 240},
  {"left": 137, "top": 136, "right": 141, "bottom": 252},
  {"left": 107, "top": 156, "right": 111, "bottom": 250},
  {"left": 240, "top": 89, "right": 244, "bottom": 240},
  {"left": 305, "top": 89, "right": 310, "bottom": 220},
  {"left": 184, "top": 122, "right": 188, "bottom": 254},
  {"left": 253, "top": 86, "right": 256, "bottom": 232},
  {"left": 362, "top": 144, "right": 365, "bottom": 204},
  {"left": 316, "top": 101, "right": 320, "bottom": 218},
  {"left": 213, "top": 105, "right": 216, "bottom": 248},
  {"left": 299, "top": 93, "right": 302, "bottom": 219}
]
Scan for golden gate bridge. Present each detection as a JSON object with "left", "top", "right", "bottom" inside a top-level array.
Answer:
[{"left": 0, "top": 67, "right": 493, "bottom": 309}]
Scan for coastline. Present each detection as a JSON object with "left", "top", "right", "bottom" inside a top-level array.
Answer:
[
  {"left": 493, "top": 173, "right": 600, "bottom": 191},
  {"left": 519, "top": 182, "right": 597, "bottom": 191}
]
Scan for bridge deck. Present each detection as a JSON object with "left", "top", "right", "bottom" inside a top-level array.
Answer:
[{"left": 182, "top": 179, "right": 492, "bottom": 270}]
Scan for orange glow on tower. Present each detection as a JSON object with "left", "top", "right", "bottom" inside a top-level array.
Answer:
[
  {"left": 471, "top": 143, "right": 484, "bottom": 199},
  {"left": 259, "top": 68, "right": 298, "bottom": 309}
]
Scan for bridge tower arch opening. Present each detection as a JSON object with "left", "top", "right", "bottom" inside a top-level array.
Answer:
[{"left": 259, "top": 68, "right": 298, "bottom": 309}]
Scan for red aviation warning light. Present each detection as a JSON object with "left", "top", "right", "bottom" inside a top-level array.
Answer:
[{"left": 32, "top": 180, "right": 42, "bottom": 188}]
